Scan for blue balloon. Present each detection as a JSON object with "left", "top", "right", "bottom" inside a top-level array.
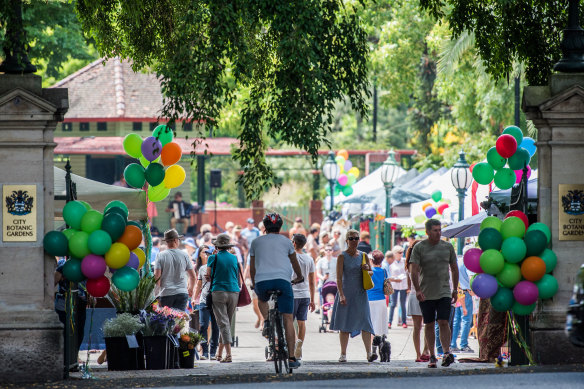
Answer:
[{"left": 520, "top": 137, "right": 536, "bottom": 157}]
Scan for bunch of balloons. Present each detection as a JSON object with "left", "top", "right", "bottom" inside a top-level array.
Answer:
[
  {"left": 43, "top": 200, "right": 147, "bottom": 297},
  {"left": 472, "top": 126, "right": 536, "bottom": 190},
  {"left": 122, "top": 124, "right": 185, "bottom": 203},
  {"left": 465, "top": 210, "right": 558, "bottom": 316},
  {"left": 414, "top": 190, "right": 450, "bottom": 223},
  {"left": 325, "top": 149, "right": 360, "bottom": 197}
]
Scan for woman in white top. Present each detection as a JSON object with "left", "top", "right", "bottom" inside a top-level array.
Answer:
[{"left": 388, "top": 245, "right": 408, "bottom": 329}]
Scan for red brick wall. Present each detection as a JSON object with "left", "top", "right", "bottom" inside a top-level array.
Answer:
[{"left": 201, "top": 209, "right": 252, "bottom": 232}]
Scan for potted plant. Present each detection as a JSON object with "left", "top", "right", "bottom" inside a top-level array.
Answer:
[
  {"left": 102, "top": 313, "right": 144, "bottom": 371},
  {"left": 179, "top": 332, "right": 203, "bottom": 368},
  {"left": 151, "top": 302, "right": 191, "bottom": 369}
]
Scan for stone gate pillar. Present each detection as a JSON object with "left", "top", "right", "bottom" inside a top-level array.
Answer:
[
  {"left": 523, "top": 74, "right": 584, "bottom": 364},
  {"left": 0, "top": 74, "right": 68, "bottom": 382}
]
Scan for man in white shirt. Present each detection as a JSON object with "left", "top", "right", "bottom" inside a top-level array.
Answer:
[{"left": 388, "top": 245, "right": 408, "bottom": 329}]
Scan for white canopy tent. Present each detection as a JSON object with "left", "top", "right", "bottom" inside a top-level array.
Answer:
[{"left": 54, "top": 167, "right": 148, "bottom": 220}]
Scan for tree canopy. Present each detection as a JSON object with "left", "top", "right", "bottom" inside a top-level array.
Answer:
[{"left": 74, "top": 0, "right": 370, "bottom": 200}]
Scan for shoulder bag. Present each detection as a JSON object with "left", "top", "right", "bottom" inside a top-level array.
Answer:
[
  {"left": 205, "top": 254, "right": 218, "bottom": 308},
  {"left": 362, "top": 252, "right": 374, "bottom": 290},
  {"left": 383, "top": 269, "right": 394, "bottom": 296},
  {"left": 237, "top": 263, "right": 251, "bottom": 307}
]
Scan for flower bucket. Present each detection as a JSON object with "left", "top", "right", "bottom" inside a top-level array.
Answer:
[
  {"left": 167, "top": 335, "right": 180, "bottom": 369},
  {"left": 143, "top": 335, "right": 168, "bottom": 370},
  {"left": 179, "top": 348, "right": 195, "bottom": 368},
  {"left": 104, "top": 337, "right": 140, "bottom": 371}
]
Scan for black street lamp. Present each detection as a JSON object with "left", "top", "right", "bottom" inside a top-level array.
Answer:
[
  {"left": 451, "top": 150, "right": 472, "bottom": 255},
  {"left": 380, "top": 151, "right": 399, "bottom": 252},
  {"left": 323, "top": 151, "right": 340, "bottom": 212}
]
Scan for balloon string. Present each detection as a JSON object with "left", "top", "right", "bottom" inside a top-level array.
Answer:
[
  {"left": 81, "top": 298, "right": 96, "bottom": 379},
  {"left": 506, "top": 311, "right": 535, "bottom": 365}
]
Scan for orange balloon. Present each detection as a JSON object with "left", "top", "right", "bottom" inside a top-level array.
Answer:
[
  {"left": 422, "top": 202, "right": 432, "bottom": 211},
  {"left": 117, "top": 225, "right": 142, "bottom": 250},
  {"left": 160, "top": 142, "right": 182, "bottom": 166},
  {"left": 521, "top": 256, "right": 546, "bottom": 282},
  {"left": 337, "top": 149, "right": 349, "bottom": 161}
]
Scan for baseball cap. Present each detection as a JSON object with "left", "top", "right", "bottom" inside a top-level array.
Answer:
[
  {"left": 205, "top": 245, "right": 215, "bottom": 254},
  {"left": 183, "top": 238, "right": 197, "bottom": 248},
  {"left": 247, "top": 218, "right": 255, "bottom": 224}
]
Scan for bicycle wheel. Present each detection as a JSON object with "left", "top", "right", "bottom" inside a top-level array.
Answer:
[
  {"left": 270, "top": 311, "right": 280, "bottom": 374},
  {"left": 275, "top": 313, "right": 290, "bottom": 374}
]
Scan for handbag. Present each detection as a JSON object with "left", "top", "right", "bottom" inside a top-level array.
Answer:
[
  {"left": 383, "top": 269, "right": 394, "bottom": 296},
  {"left": 237, "top": 263, "right": 251, "bottom": 307},
  {"left": 205, "top": 254, "right": 218, "bottom": 308},
  {"left": 362, "top": 253, "right": 374, "bottom": 290}
]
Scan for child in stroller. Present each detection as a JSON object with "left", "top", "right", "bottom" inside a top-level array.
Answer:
[{"left": 319, "top": 281, "right": 337, "bottom": 333}]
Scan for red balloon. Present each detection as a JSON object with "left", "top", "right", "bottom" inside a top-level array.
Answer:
[
  {"left": 496, "top": 134, "right": 518, "bottom": 158},
  {"left": 506, "top": 210, "right": 529, "bottom": 230},
  {"left": 86, "top": 275, "right": 111, "bottom": 297},
  {"left": 437, "top": 203, "right": 450, "bottom": 215}
]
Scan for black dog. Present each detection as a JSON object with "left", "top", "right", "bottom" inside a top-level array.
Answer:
[{"left": 372, "top": 335, "right": 391, "bottom": 362}]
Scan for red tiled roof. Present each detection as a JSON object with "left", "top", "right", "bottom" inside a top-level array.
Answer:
[{"left": 51, "top": 58, "right": 163, "bottom": 120}]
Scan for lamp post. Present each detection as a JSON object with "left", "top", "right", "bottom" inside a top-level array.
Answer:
[
  {"left": 323, "top": 151, "right": 340, "bottom": 212},
  {"left": 450, "top": 150, "right": 472, "bottom": 255},
  {"left": 381, "top": 151, "right": 399, "bottom": 252}
]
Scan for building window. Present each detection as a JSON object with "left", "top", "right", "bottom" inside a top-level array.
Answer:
[
  {"left": 149, "top": 122, "right": 158, "bottom": 132},
  {"left": 80, "top": 122, "right": 90, "bottom": 131},
  {"left": 133, "top": 122, "right": 143, "bottom": 132},
  {"left": 97, "top": 122, "right": 107, "bottom": 131},
  {"left": 183, "top": 122, "right": 193, "bottom": 132},
  {"left": 62, "top": 123, "right": 72, "bottom": 132}
]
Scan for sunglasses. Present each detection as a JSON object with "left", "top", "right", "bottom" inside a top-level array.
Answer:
[
  {"left": 325, "top": 248, "right": 333, "bottom": 252},
  {"left": 347, "top": 237, "right": 359, "bottom": 241}
]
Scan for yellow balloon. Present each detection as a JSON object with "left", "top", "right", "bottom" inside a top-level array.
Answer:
[
  {"left": 132, "top": 248, "right": 146, "bottom": 269},
  {"left": 348, "top": 167, "right": 360, "bottom": 178},
  {"left": 105, "top": 242, "right": 130, "bottom": 269},
  {"left": 164, "top": 165, "right": 186, "bottom": 189}
]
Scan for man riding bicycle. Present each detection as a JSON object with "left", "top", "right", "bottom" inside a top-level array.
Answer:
[{"left": 250, "top": 213, "right": 304, "bottom": 369}]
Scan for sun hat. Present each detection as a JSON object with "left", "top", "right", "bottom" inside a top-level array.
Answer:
[
  {"left": 164, "top": 229, "right": 184, "bottom": 241},
  {"left": 212, "top": 233, "right": 235, "bottom": 249},
  {"left": 183, "top": 237, "right": 197, "bottom": 248}
]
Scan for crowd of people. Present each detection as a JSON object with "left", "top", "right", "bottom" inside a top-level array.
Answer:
[{"left": 148, "top": 215, "right": 479, "bottom": 368}]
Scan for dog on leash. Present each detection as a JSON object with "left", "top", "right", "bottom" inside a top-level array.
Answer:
[{"left": 372, "top": 335, "right": 391, "bottom": 362}]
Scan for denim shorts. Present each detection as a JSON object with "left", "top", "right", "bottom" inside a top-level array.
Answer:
[
  {"left": 293, "top": 298, "right": 310, "bottom": 321},
  {"left": 255, "top": 279, "right": 294, "bottom": 314}
]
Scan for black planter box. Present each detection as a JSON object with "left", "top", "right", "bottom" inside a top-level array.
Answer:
[
  {"left": 143, "top": 336, "right": 168, "bottom": 370},
  {"left": 104, "top": 337, "right": 141, "bottom": 371},
  {"left": 178, "top": 347, "right": 195, "bottom": 368}
]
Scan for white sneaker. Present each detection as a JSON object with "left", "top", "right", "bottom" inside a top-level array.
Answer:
[
  {"left": 294, "top": 340, "right": 303, "bottom": 360},
  {"left": 338, "top": 354, "right": 347, "bottom": 363},
  {"left": 199, "top": 355, "right": 208, "bottom": 360}
]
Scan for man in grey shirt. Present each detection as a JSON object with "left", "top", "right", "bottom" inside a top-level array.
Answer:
[{"left": 154, "top": 229, "right": 197, "bottom": 310}]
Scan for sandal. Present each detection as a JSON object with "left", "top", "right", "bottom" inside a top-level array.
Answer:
[
  {"left": 428, "top": 355, "right": 437, "bottom": 368},
  {"left": 420, "top": 354, "right": 430, "bottom": 361},
  {"left": 220, "top": 355, "right": 232, "bottom": 363},
  {"left": 215, "top": 355, "right": 223, "bottom": 361}
]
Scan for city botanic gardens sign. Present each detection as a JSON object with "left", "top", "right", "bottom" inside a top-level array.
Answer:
[
  {"left": 2, "top": 185, "right": 37, "bottom": 242},
  {"left": 559, "top": 184, "right": 584, "bottom": 241}
]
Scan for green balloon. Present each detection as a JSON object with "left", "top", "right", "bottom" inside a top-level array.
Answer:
[
  {"left": 486, "top": 147, "right": 507, "bottom": 170},
  {"left": 124, "top": 163, "right": 146, "bottom": 189},
  {"left": 512, "top": 301, "right": 536, "bottom": 316},
  {"left": 500, "top": 216, "right": 525, "bottom": 240},
  {"left": 81, "top": 210, "right": 103, "bottom": 234},
  {"left": 527, "top": 223, "right": 551, "bottom": 244},
  {"left": 508, "top": 147, "right": 531, "bottom": 171},
  {"left": 147, "top": 183, "right": 171, "bottom": 202},
  {"left": 535, "top": 274, "right": 558, "bottom": 299},
  {"left": 79, "top": 201, "right": 92, "bottom": 211},
  {"left": 145, "top": 162, "right": 166, "bottom": 187},
  {"left": 494, "top": 168, "right": 515, "bottom": 190},
  {"left": 104, "top": 206, "right": 128, "bottom": 222},
  {"left": 490, "top": 287, "right": 515, "bottom": 312},
  {"left": 123, "top": 133, "right": 143, "bottom": 158},
  {"left": 342, "top": 185, "right": 353, "bottom": 196},
  {"left": 472, "top": 162, "right": 494, "bottom": 185},
  {"left": 496, "top": 263, "right": 522, "bottom": 288},
  {"left": 335, "top": 156, "right": 345, "bottom": 166},
  {"left": 104, "top": 201, "right": 129, "bottom": 219},
  {"left": 524, "top": 229, "right": 547, "bottom": 257},
  {"left": 478, "top": 227, "right": 503, "bottom": 251},
  {"left": 480, "top": 216, "right": 503, "bottom": 232},
  {"left": 501, "top": 237, "right": 527, "bottom": 263},
  {"left": 540, "top": 249, "right": 557, "bottom": 273},
  {"left": 62, "top": 228, "right": 76, "bottom": 240},
  {"left": 101, "top": 212, "right": 127, "bottom": 242},
  {"left": 480, "top": 249, "right": 505, "bottom": 275},
  {"left": 63, "top": 201, "right": 87, "bottom": 230},
  {"left": 62, "top": 258, "right": 86, "bottom": 282},
  {"left": 470, "top": 274, "right": 477, "bottom": 288},
  {"left": 152, "top": 124, "right": 174, "bottom": 146},
  {"left": 431, "top": 190, "right": 442, "bottom": 202},
  {"left": 88, "top": 230, "right": 113, "bottom": 256},
  {"left": 69, "top": 231, "right": 90, "bottom": 259},
  {"left": 127, "top": 220, "right": 142, "bottom": 229},
  {"left": 139, "top": 154, "right": 151, "bottom": 168},
  {"left": 43, "top": 231, "right": 69, "bottom": 257},
  {"left": 112, "top": 266, "right": 140, "bottom": 291},
  {"left": 347, "top": 174, "right": 357, "bottom": 186},
  {"left": 502, "top": 125, "right": 524, "bottom": 146},
  {"left": 334, "top": 185, "right": 341, "bottom": 195}
]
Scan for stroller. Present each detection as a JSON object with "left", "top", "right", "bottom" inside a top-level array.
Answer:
[{"left": 318, "top": 281, "right": 338, "bottom": 333}]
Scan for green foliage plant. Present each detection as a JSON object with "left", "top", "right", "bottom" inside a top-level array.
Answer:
[
  {"left": 102, "top": 313, "right": 144, "bottom": 338},
  {"left": 107, "top": 274, "right": 157, "bottom": 314}
]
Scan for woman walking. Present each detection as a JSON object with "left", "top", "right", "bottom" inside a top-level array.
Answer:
[
  {"left": 193, "top": 245, "right": 219, "bottom": 359},
  {"left": 368, "top": 250, "right": 389, "bottom": 338},
  {"left": 406, "top": 240, "right": 430, "bottom": 362},
  {"left": 329, "top": 229, "right": 376, "bottom": 362},
  {"left": 206, "top": 234, "right": 241, "bottom": 363}
]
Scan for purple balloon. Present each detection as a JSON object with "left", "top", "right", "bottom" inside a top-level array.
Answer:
[
  {"left": 513, "top": 280, "right": 539, "bottom": 305},
  {"left": 425, "top": 207, "right": 437, "bottom": 218},
  {"left": 471, "top": 273, "right": 498, "bottom": 298},
  {"left": 127, "top": 252, "right": 140, "bottom": 270},
  {"left": 81, "top": 254, "right": 107, "bottom": 279},
  {"left": 108, "top": 267, "right": 117, "bottom": 274},
  {"left": 141, "top": 136, "right": 162, "bottom": 162},
  {"left": 344, "top": 160, "right": 352, "bottom": 172},
  {"left": 463, "top": 248, "right": 483, "bottom": 273}
]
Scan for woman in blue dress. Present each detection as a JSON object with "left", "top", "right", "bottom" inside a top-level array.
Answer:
[{"left": 330, "top": 229, "right": 376, "bottom": 362}]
